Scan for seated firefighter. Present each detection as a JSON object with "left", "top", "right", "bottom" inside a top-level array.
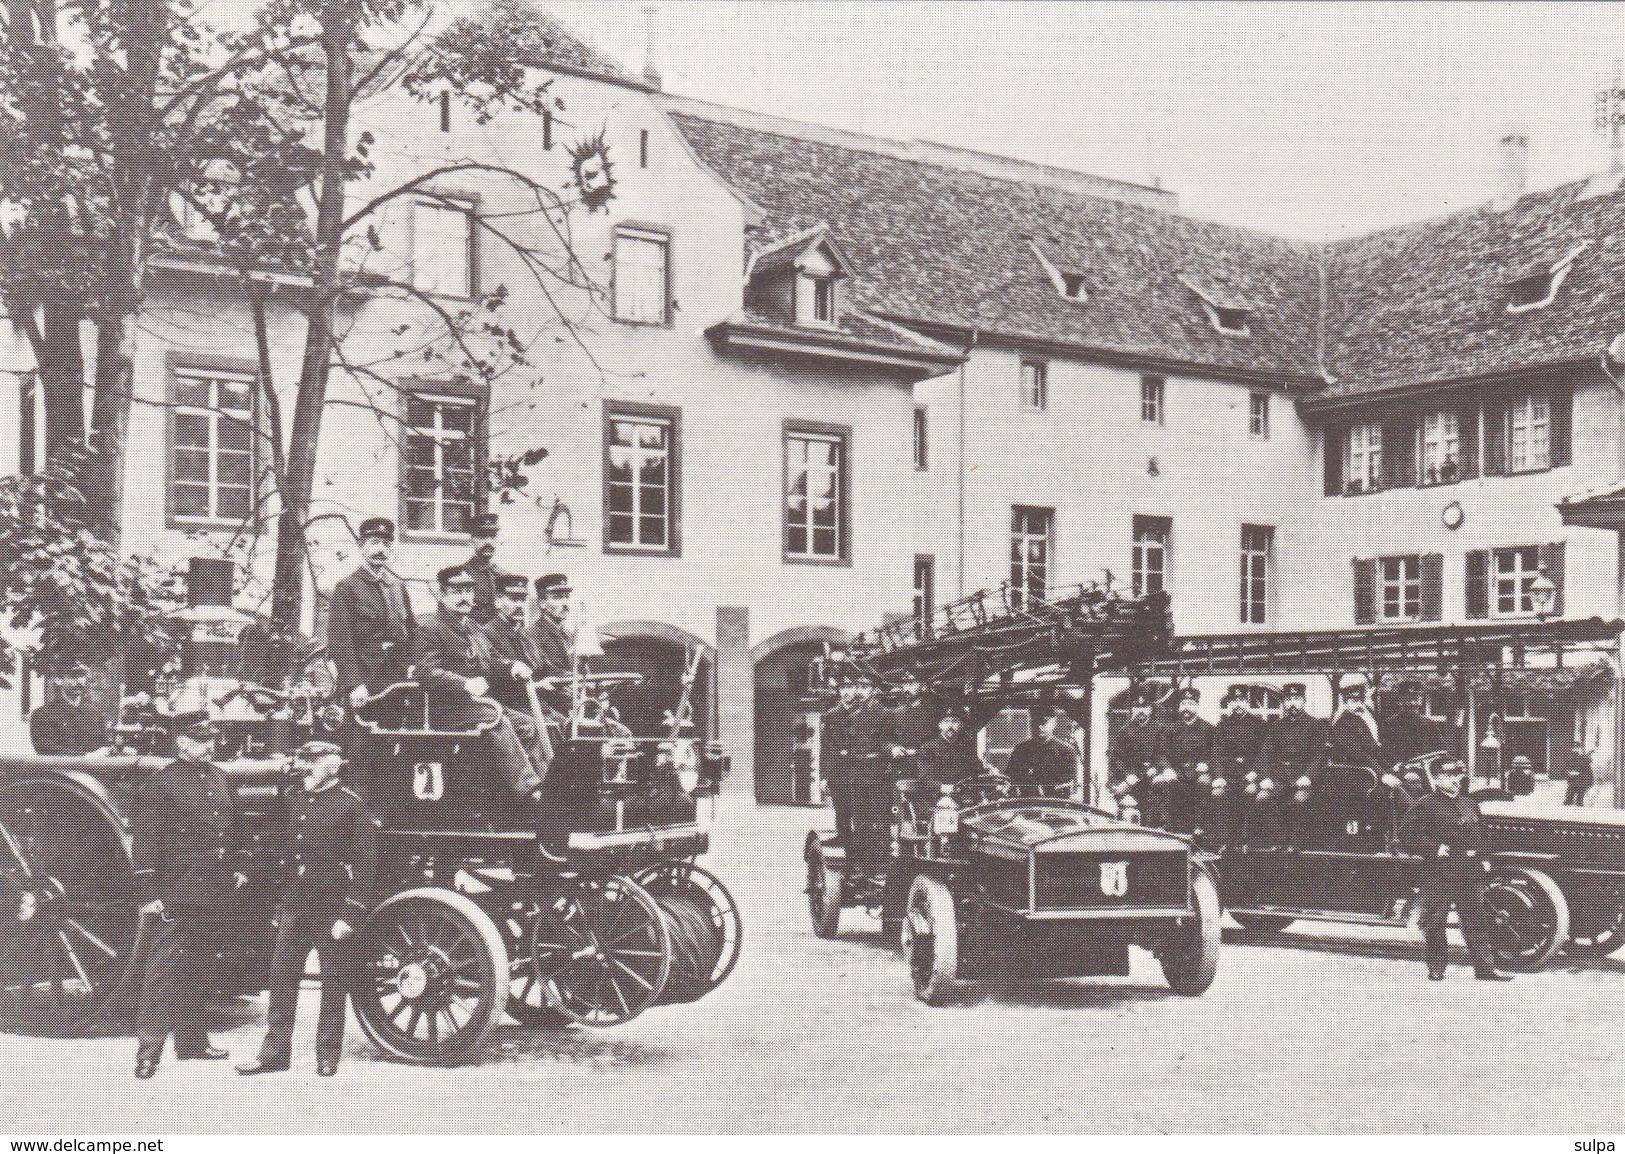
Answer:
[
  {"left": 1004, "top": 705, "right": 1079, "bottom": 796},
  {"left": 913, "top": 709, "right": 984, "bottom": 793},
  {"left": 411, "top": 563, "right": 551, "bottom": 816},
  {"left": 30, "top": 664, "right": 110, "bottom": 756}
]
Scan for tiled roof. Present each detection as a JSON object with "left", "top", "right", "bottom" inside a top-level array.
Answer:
[
  {"left": 1317, "top": 180, "right": 1625, "bottom": 402},
  {"left": 486, "top": 0, "right": 639, "bottom": 88},
  {"left": 670, "top": 109, "right": 1326, "bottom": 385},
  {"left": 668, "top": 102, "right": 1625, "bottom": 404}
]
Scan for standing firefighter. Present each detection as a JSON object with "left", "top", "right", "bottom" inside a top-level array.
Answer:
[
  {"left": 326, "top": 516, "right": 415, "bottom": 709},
  {"left": 819, "top": 678, "right": 864, "bottom": 843},
  {"left": 238, "top": 742, "right": 379, "bottom": 1077},
  {"left": 130, "top": 710, "right": 243, "bottom": 1079},
  {"left": 462, "top": 513, "right": 505, "bottom": 625},
  {"left": 29, "top": 664, "right": 108, "bottom": 756},
  {"left": 1398, "top": 758, "right": 1511, "bottom": 982}
]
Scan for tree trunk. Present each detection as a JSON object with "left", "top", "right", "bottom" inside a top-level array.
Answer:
[
  {"left": 87, "top": 318, "right": 134, "bottom": 542},
  {"left": 37, "top": 304, "right": 87, "bottom": 469}
]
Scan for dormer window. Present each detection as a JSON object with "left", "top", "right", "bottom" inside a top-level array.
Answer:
[
  {"left": 1179, "top": 273, "right": 1253, "bottom": 336},
  {"left": 1506, "top": 242, "right": 1588, "bottom": 314},
  {"left": 1028, "top": 242, "right": 1087, "bottom": 303},
  {"left": 796, "top": 265, "right": 838, "bottom": 327},
  {"left": 744, "top": 224, "right": 853, "bottom": 330}
]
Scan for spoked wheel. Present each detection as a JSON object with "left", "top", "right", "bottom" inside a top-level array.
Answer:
[
  {"left": 634, "top": 861, "right": 743, "bottom": 1003},
  {"left": 1565, "top": 903, "right": 1625, "bottom": 959},
  {"left": 353, "top": 888, "right": 509, "bottom": 1064},
  {"left": 1160, "top": 871, "right": 1222, "bottom": 995},
  {"left": 900, "top": 874, "right": 959, "bottom": 1006},
  {"left": 1484, "top": 865, "right": 1570, "bottom": 973},
  {"left": 527, "top": 875, "right": 672, "bottom": 1027},
  {"left": 0, "top": 781, "right": 139, "bottom": 1033},
  {"left": 806, "top": 840, "right": 844, "bottom": 940},
  {"left": 493, "top": 895, "right": 570, "bottom": 1027}
]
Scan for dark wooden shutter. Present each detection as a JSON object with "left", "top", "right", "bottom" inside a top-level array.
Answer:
[
  {"left": 1323, "top": 426, "right": 1344, "bottom": 496},
  {"left": 1549, "top": 385, "right": 1573, "bottom": 467},
  {"left": 1465, "top": 549, "right": 1490, "bottom": 619},
  {"left": 1483, "top": 399, "right": 1508, "bottom": 476},
  {"left": 1384, "top": 417, "right": 1416, "bottom": 488},
  {"left": 1456, "top": 404, "right": 1479, "bottom": 480},
  {"left": 1539, "top": 541, "right": 1566, "bottom": 617},
  {"left": 1419, "top": 553, "right": 1444, "bottom": 621},
  {"left": 1353, "top": 558, "right": 1376, "bottom": 625}
]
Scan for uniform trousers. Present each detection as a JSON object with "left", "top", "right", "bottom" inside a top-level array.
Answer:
[
  {"left": 1418, "top": 858, "right": 1495, "bottom": 972},
  {"left": 135, "top": 908, "right": 227, "bottom": 1062},
  {"left": 257, "top": 908, "right": 353, "bottom": 1065}
]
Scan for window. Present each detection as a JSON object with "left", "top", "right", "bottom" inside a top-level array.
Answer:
[
  {"left": 795, "top": 273, "right": 837, "bottom": 327},
  {"left": 785, "top": 426, "right": 848, "bottom": 562},
  {"left": 1379, "top": 556, "right": 1422, "bottom": 622},
  {"left": 1249, "top": 391, "right": 1270, "bottom": 439},
  {"left": 1213, "top": 305, "right": 1250, "bottom": 335},
  {"left": 912, "top": 406, "right": 928, "bottom": 470},
  {"left": 1141, "top": 374, "right": 1165, "bottom": 425},
  {"left": 1419, "top": 411, "right": 1461, "bottom": 484},
  {"left": 1132, "top": 515, "right": 1171, "bottom": 598},
  {"left": 639, "top": 128, "right": 650, "bottom": 169},
  {"left": 171, "top": 368, "right": 256, "bottom": 524},
  {"left": 437, "top": 91, "right": 451, "bottom": 133},
  {"left": 1010, "top": 506, "right": 1054, "bottom": 608},
  {"left": 411, "top": 197, "right": 477, "bottom": 298},
  {"left": 1506, "top": 393, "right": 1551, "bottom": 473},
  {"left": 612, "top": 227, "right": 670, "bottom": 324},
  {"left": 1060, "top": 271, "right": 1087, "bottom": 301},
  {"left": 1344, "top": 422, "right": 1382, "bottom": 492},
  {"left": 403, "top": 392, "right": 481, "bottom": 536},
  {"left": 541, "top": 107, "right": 553, "bottom": 151},
  {"left": 1240, "top": 524, "right": 1272, "bottom": 625},
  {"left": 604, "top": 406, "right": 678, "bottom": 553},
  {"left": 913, "top": 555, "right": 935, "bottom": 631},
  {"left": 1020, "top": 360, "right": 1048, "bottom": 412},
  {"left": 1492, "top": 546, "right": 1542, "bottom": 617}
]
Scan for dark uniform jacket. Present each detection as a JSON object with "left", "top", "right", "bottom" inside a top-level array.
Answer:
[
  {"left": 884, "top": 700, "right": 939, "bottom": 756},
  {"left": 914, "top": 736, "right": 981, "bottom": 790},
  {"left": 411, "top": 607, "right": 501, "bottom": 729},
  {"left": 482, "top": 617, "right": 544, "bottom": 716},
  {"left": 1161, "top": 717, "right": 1216, "bottom": 771},
  {"left": 1398, "top": 792, "right": 1487, "bottom": 857},
  {"left": 1193, "top": 794, "right": 1233, "bottom": 850},
  {"left": 463, "top": 555, "right": 503, "bottom": 625},
  {"left": 1326, "top": 709, "right": 1387, "bottom": 770},
  {"left": 29, "top": 698, "right": 107, "bottom": 755},
  {"left": 1005, "top": 734, "right": 1077, "bottom": 792},
  {"left": 131, "top": 757, "right": 241, "bottom": 911},
  {"left": 1213, "top": 713, "right": 1266, "bottom": 775},
  {"left": 1259, "top": 712, "right": 1328, "bottom": 783},
  {"left": 525, "top": 616, "right": 574, "bottom": 713},
  {"left": 277, "top": 782, "right": 381, "bottom": 917},
  {"left": 1381, "top": 710, "right": 1453, "bottom": 764},
  {"left": 1111, "top": 718, "right": 1163, "bottom": 783},
  {"left": 326, "top": 565, "right": 414, "bottom": 694},
  {"left": 820, "top": 704, "right": 857, "bottom": 776}
]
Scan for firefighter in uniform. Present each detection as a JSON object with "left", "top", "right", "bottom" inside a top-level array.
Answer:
[
  {"left": 1258, "top": 682, "right": 1326, "bottom": 792},
  {"left": 1193, "top": 774, "right": 1233, "bottom": 852},
  {"left": 1005, "top": 705, "right": 1079, "bottom": 796},
  {"left": 462, "top": 512, "right": 505, "bottom": 625},
  {"left": 844, "top": 684, "right": 892, "bottom": 856},
  {"left": 1381, "top": 679, "right": 1454, "bottom": 766},
  {"left": 914, "top": 709, "right": 983, "bottom": 792},
  {"left": 526, "top": 573, "right": 577, "bottom": 720},
  {"left": 1110, "top": 688, "right": 1163, "bottom": 815},
  {"left": 326, "top": 516, "right": 415, "bottom": 711},
  {"left": 1326, "top": 673, "right": 1387, "bottom": 770},
  {"left": 1398, "top": 758, "right": 1512, "bottom": 982},
  {"left": 238, "top": 742, "right": 380, "bottom": 1077},
  {"left": 820, "top": 679, "right": 863, "bottom": 843},
  {"left": 484, "top": 574, "right": 565, "bottom": 743},
  {"left": 1159, "top": 687, "right": 1214, "bottom": 832},
  {"left": 131, "top": 710, "right": 243, "bottom": 1079},
  {"left": 29, "top": 664, "right": 109, "bottom": 755},
  {"left": 1212, "top": 687, "right": 1265, "bottom": 784},
  {"left": 883, "top": 674, "right": 939, "bottom": 775}
]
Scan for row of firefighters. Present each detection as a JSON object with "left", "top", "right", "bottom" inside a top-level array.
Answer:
[{"left": 819, "top": 672, "right": 1497, "bottom": 852}]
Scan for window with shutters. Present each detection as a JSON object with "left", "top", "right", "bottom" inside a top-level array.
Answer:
[
  {"left": 1344, "top": 422, "right": 1382, "bottom": 493},
  {"left": 1492, "top": 545, "right": 1542, "bottom": 617},
  {"left": 604, "top": 403, "right": 679, "bottom": 554},
  {"left": 1506, "top": 393, "right": 1551, "bottom": 473},
  {"left": 1132, "top": 515, "right": 1171, "bottom": 599},
  {"left": 1240, "top": 524, "right": 1271, "bottom": 624},
  {"left": 1418, "top": 411, "right": 1461, "bottom": 485},
  {"left": 169, "top": 365, "right": 258, "bottom": 527},
  {"left": 1379, "top": 556, "right": 1422, "bottom": 622},
  {"left": 613, "top": 226, "right": 671, "bottom": 324},
  {"left": 1010, "top": 506, "right": 1053, "bottom": 608}
]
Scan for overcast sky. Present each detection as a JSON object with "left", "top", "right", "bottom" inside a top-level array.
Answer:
[{"left": 535, "top": 1, "right": 1625, "bottom": 240}]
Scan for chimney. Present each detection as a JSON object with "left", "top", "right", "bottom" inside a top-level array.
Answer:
[
  {"left": 1499, "top": 126, "right": 1529, "bottom": 204},
  {"left": 641, "top": 6, "right": 663, "bottom": 91}
]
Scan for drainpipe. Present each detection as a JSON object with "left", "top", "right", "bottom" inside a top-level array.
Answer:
[{"left": 957, "top": 330, "right": 978, "bottom": 598}]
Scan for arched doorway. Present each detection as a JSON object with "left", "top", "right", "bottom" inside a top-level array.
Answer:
[
  {"left": 595, "top": 623, "right": 714, "bottom": 739},
  {"left": 753, "top": 627, "right": 849, "bottom": 805}
]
